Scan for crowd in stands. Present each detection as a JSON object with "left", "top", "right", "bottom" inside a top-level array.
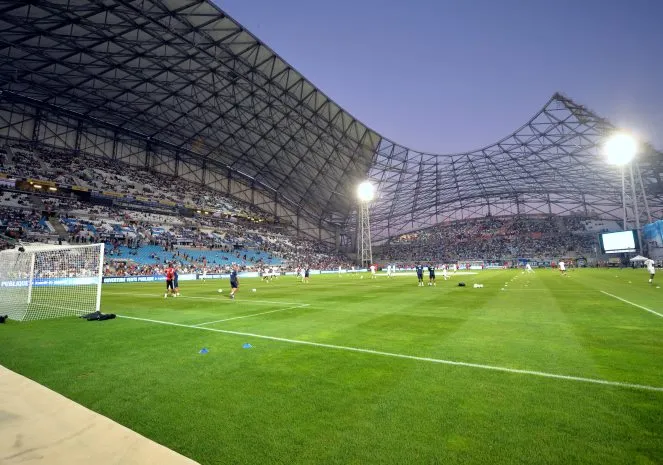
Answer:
[
  {"left": 0, "top": 204, "right": 52, "bottom": 247},
  {"left": 1, "top": 142, "right": 628, "bottom": 274},
  {"left": 1, "top": 143, "right": 261, "bottom": 218},
  {"left": 378, "top": 215, "right": 605, "bottom": 263},
  {"left": 0, "top": 192, "right": 351, "bottom": 276},
  {"left": 0, "top": 236, "right": 13, "bottom": 251}
]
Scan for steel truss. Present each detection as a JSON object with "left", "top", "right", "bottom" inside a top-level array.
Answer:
[
  {"left": 365, "top": 93, "right": 663, "bottom": 241},
  {"left": 0, "top": 0, "right": 379, "bottom": 243},
  {"left": 1, "top": 1, "right": 662, "bottom": 247},
  {"left": 357, "top": 201, "right": 372, "bottom": 267}
]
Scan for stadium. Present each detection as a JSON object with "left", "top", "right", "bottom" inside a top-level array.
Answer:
[{"left": 1, "top": 1, "right": 662, "bottom": 464}]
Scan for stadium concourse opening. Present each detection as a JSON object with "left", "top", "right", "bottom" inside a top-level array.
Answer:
[{"left": 1, "top": 1, "right": 662, "bottom": 465}]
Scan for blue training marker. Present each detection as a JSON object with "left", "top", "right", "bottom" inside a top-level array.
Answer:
[
  {"left": 242, "top": 343, "right": 252, "bottom": 349},
  {"left": 199, "top": 347, "right": 209, "bottom": 354}
]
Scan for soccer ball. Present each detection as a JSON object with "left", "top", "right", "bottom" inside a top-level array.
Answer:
[
  {"left": 252, "top": 288, "right": 257, "bottom": 292},
  {"left": 217, "top": 289, "right": 223, "bottom": 293}
]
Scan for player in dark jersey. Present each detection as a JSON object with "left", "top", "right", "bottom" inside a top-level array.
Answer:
[
  {"left": 427, "top": 264, "right": 436, "bottom": 286},
  {"left": 173, "top": 267, "right": 180, "bottom": 296},
  {"left": 229, "top": 264, "right": 239, "bottom": 299},
  {"left": 304, "top": 267, "right": 310, "bottom": 283},
  {"left": 416, "top": 264, "right": 424, "bottom": 287},
  {"left": 164, "top": 263, "right": 175, "bottom": 298}
]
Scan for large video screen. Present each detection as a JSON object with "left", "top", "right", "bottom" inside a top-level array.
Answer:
[{"left": 599, "top": 230, "right": 638, "bottom": 254}]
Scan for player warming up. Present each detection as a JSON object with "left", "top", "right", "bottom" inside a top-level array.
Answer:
[
  {"left": 416, "top": 264, "right": 424, "bottom": 286},
  {"left": 558, "top": 260, "right": 567, "bottom": 276},
  {"left": 173, "top": 266, "right": 180, "bottom": 296},
  {"left": 645, "top": 258, "right": 656, "bottom": 284},
  {"left": 164, "top": 263, "right": 175, "bottom": 298},
  {"left": 229, "top": 264, "right": 239, "bottom": 299},
  {"left": 442, "top": 265, "right": 450, "bottom": 280},
  {"left": 427, "top": 264, "right": 436, "bottom": 286}
]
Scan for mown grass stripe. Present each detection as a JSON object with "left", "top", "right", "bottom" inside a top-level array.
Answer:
[
  {"left": 120, "top": 314, "right": 663, "bottom": 393},
  {"left": 601, "top": 291, "right": 663, "bottom": 318}
]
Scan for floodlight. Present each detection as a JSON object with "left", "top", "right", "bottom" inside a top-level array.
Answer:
[
  {"left": 357, "top": 181, "right": 375, "bottom": 202},
  {"left": 604, "top": 132, "right": 637, "bottom": 166}
]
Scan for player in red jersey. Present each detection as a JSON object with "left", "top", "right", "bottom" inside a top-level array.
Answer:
[{"left": 164, "top": 263, "right": 175, "bottom": 298}]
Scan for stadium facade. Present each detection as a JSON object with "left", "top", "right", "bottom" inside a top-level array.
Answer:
[{"left": 1, "top": 0, "right": 662, "bottom": 247}]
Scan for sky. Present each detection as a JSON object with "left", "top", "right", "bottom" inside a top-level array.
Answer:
[{"left": 216, "top": 0, "right": 663, "bottom": 154}]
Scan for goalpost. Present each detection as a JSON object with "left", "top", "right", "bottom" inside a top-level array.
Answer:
[{"left": 0, "top": 243, "right": 105, "bottom": 322}]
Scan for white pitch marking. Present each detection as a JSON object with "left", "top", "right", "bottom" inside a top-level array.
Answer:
[
  {"left": 600, "top": 291, "right": 663, "bottom": 318},
  {"left": 102, "top": 291, "right": 304, "bottom": 306},
  {"left": 497, "top": 289, "right": 588, "bottom": 292},
  {"left": 192, "top": 304, "right": 310, "bottom": 326},
  {"left": 118, "top": 314, "right": 663, "bottom": 393}
]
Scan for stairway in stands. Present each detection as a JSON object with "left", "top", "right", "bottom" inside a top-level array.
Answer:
[
  {"left": 28, "top": 193, "right": 45, "bottom": 211},
  {"left": 50, "top": 219, "right": 69, "bottom": 239},
  {"left": 554, "top": 216, "right": 568, "bottom": 235}
]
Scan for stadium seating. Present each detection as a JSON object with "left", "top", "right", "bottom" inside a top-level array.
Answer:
[
  {"left": 379, "top": 215, "right": 600, "bottom": 262},
  {"left": 1, "top": 145, "right": 621, "bottom": 274},
  {"left": 0, "top": 144, "right": 255, "bottom": 217}
]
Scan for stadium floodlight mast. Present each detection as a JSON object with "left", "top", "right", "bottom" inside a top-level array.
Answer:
[
  {"left": 357, "top": 181, "right": 375, "bottom": 268},
  {"left": 604, "top": 132, "right": 637, "bottom": 230},
  {"left": 603, "top": 132, "right": 651, "bottom": 252},
  {"left": 604, "top": 132, "right": 638, "bottom": 167},
  {"left": 357, "top": 181, "right": 376, "bottom": 203}
]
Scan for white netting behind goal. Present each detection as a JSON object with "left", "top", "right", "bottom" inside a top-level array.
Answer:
[{"left": 0, "top": 243, "right": 104, "bottom": 321}]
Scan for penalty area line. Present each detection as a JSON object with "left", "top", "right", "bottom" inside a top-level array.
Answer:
[
  {"left": 192, "top": 304, "right": 310, "bottom": 326},
  {"left": 118, "top": 314, "right": 663, "bottom": 393},
  {"left": 600, "top": 291, "right": 663, "bottom": 318}
]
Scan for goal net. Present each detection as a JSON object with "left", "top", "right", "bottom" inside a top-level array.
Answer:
[{"left": 0, "top": 243, "right": 104, "bottom": 321}]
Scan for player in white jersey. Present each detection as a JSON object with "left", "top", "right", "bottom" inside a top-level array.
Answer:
[
  {"left": 451, "top": 263, "right": 457, "bottom": 273},
  {"left": 645, "top": 258, "right": 656, "bottom": 284},
  {"left": 525, "top": 263, "right": 534, "bottom": 273},
  {"left": 386, "top": 264, "right": 392, "bottom": 277},
  {"left": 558, "top": 261, "right": 566, "bottom": 275},
  {"left": 370, "top": 264, "right": 377, "bottom": 279},
  {"left": 442, "top": 265, "right": 449, "bottom": 280},
  {"left": 338, "top": 265, "right": 343, "bottom": 277}
]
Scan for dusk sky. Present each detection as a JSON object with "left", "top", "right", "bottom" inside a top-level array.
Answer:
[{"left": 217, "top": 0, "right": 662, "bottom": 154}]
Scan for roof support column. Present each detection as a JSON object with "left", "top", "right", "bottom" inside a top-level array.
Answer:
[
  {"left": 112, "top": 131, "right": 118, "bottom": 161},
  {"left": 31, "top": 108, "right": 41, "bottom": 147},
  {"left": 74, "top": 120, "right": 82, "bottom": 153}
]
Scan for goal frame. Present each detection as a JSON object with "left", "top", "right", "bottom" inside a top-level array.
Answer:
[{"left": 0, "top": 242, "right": 105, "bottom": 321}]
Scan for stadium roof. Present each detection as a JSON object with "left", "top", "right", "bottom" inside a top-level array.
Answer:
[
  {"left": 0, "top": 0, "right": 380, "bottom": 223},
  {"left": 368, "top": 93, "right": 663, "bottom": 238},
  {"left": 1, "top": 0, "right": 661, "bottom": 239}
]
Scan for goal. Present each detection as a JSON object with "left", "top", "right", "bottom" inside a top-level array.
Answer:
[{"left": 0, "top": 243, "right": 105, "bottom": 321}]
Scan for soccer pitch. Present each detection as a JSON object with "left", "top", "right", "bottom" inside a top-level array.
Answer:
[{"left": 2, "top": 269, "right": 662, "bottom": 464}]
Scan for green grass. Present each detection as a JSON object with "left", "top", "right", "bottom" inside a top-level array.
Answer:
[{"left": 2, "top": 268, "right": 662, "bottom": 464}]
